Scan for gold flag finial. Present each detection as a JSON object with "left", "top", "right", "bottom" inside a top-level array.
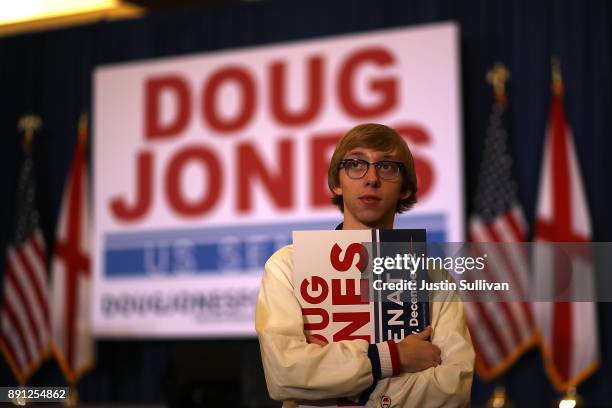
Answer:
[
  {"left": 557, "top": 386, "right": 582, "bottom": 408},
  {"left": 486, "top": 63, "right": 510, "bottom": 105},
  {"left": 486, "top": 385, "right": 516, "bottom": 408},
  {"left": 62, "top": 386, "right": 79, "bottom": 407},
  {"left": 17, "top": 114, "right": 42, "bottom": 155},
  {"left": 552, "top": 56, "right": 563, "bottom": 96},
  {"left": 78, "top": 112, "right": 89, "bottom": 147}
]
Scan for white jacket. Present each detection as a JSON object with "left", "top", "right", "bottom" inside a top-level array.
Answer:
[{"left": 256, "top": 245, "right": 474, "bottom": 408}]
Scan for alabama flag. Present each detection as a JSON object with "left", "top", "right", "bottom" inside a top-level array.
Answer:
[
  {"left": 533, "top": 83, "right": 599, "bottom": 391},
  {"left": 50, "top": 115, "right": 94, "bottom": 383}
]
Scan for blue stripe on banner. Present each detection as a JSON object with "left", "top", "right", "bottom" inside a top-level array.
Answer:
[
  {"left": 103, "top": 214, "right": 446, "bottom": 278},
  {"left": 104, "top": 220, "right": 337, "bottom": 278}
]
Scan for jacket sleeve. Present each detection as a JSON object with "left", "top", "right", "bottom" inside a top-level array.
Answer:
[
  {"left": 367, "top": 269, "right": 475, "bottom": 408},
  {"left": 256, "top": 246, "right": 400, "bottom": 402}
]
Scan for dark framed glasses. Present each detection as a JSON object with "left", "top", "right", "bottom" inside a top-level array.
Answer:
[{"left": 339, "top": 159, "right": 404, "bottom": 180}]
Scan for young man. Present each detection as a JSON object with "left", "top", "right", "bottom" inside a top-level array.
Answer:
[{"left": 256, "top": 124, "right": 474, "bottom": 407}]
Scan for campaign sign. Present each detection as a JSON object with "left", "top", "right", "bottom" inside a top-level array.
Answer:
[
  {"left": 294, "top": 230, "right": 429, "bottom": 343},
  {"left": 294, "top": 229, "right": 428, "bottom": 407},
  {"left": 92, "top": 22, "right": 462, "bottom": 337}
]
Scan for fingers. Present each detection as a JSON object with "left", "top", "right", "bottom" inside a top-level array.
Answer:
[{"left": 415, "top": 326, "right": 432, "bottom": 339}]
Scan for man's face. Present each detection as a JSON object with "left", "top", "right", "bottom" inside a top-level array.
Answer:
[{"left": 332, "top": 148, "right": 411, "bottom": 229}]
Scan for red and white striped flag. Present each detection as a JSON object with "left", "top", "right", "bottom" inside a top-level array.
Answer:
[
  {"left": 0, "top": 116, "right": 51, "bottom": 383},
  {"left": 466, "top": 70, "right": 537, "bottom": 379},
  {"left": 533, "top": 81, "right": 599, "bottom": 391},
  {"left": 50, "top": 115, "right": 94, "bottom": 383}
]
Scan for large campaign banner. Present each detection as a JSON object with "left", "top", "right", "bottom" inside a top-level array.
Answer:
[{"left": 92, "top": 21, "right": 463, "bottom": 337}]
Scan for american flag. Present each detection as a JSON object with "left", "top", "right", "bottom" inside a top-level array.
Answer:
[
  {"left": 466, "top": 68, "right": 537, "bottom": 379},
  {"left": 50, "top": 115, "right": 94, "bottom": 383},
  {"left": 532, "top": 78, "right": 599, "bottom": 391},
  {"left": 0, "top": 117, "right": 51, "bottom": 383}
]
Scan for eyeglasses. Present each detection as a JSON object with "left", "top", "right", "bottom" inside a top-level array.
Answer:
[{"left": 339, "top": 159, "right": 404, "bottom": 180}]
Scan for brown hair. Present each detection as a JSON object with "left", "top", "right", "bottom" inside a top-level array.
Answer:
[{"left": 328, "top": 123, "right": 417, "bottom": 213}]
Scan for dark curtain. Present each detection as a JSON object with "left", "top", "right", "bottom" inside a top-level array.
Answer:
[{"left": 0, "top": 0, "right": 611, "bottom": 406}]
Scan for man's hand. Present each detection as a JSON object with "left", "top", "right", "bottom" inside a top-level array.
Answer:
[{"left": 396, "top": 326, "right": 442, "bottom": 372}]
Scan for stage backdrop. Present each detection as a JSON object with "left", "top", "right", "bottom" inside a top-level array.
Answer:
[{"left": 92, "top": 22, "right": 463, "bottom": 337}]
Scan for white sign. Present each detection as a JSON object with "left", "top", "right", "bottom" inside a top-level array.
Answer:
[{"left": 92, "top": 21, "right": 463, "bottom": 337}]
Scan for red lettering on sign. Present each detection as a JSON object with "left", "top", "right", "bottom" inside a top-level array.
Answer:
[
  {"left": 110, "top": 150, "right": 153, "bottom": 221},
  {"left": 300, "top": 276, "right": 329, "bottom": 305},
  {"left": 300, "top": 243, "right": 375, "bottom": 341},
  {"left": 203, "top": 67, "right": 255, "bottom": 133},
  {"left": 332, "top": 278, "right": 369, "bottom": 305},
  {"left": 330, "top": 243, "right": 368, "bottom": 272},
  {"left": 271, "top": 56, "right": 323, "bottom": 125},
  {"left": 396, "top": 124, "right": 434, "bottom": 200},
  {"left": 338, "top": 48, "right": 397, "bottom": 118},
  {"left": 303, "top": 308, "right": 329, "bottom": 331},
  {"left": 145, "top": 76, "right": 191, "bottom": 140},
  {"left": 165, "top": 146, "right": 222, "bottom": 216},
  {"left": 310, "top": 133, "right": 342, "bottom": 207},
  {"left": 332, "top": 312, "right": 370, "bottom": 342},
  {"left": 237, "top": 139, "right": 293, "bottom": 211}
]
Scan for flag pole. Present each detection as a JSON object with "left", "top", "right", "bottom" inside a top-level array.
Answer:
[
  {"left": 481, "top": 64, "right": 514, "bottom": 404},
  {"left": 4, "top": 114, "right": 45, "bottom": 404},
  {"left": 55, "top": 111, "right": 92, "bottom": 407}
]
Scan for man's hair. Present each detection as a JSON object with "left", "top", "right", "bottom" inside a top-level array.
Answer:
[{"left": 327, "top": 123, "right": 418, "bottom": 213}]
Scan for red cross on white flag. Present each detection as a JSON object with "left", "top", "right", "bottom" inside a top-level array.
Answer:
[
  {"left": 533, "top": 87, "right": 599, "bottom": 391},
  {"left": 50, "top": 116, "right": 94, "bottom": 383}
]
